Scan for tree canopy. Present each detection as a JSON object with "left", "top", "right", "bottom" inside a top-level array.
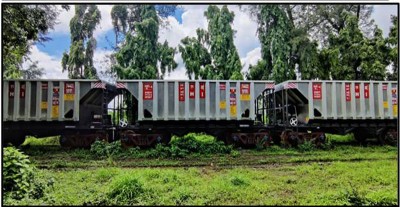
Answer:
[
  {"left": 179, "top": 5, "right": 243, "bottom": 80},
  {"left": 111, "top": 5, "right": 178, "bottom": 79},
  {"left": 62, "top": 5, "right": 101, "bottom": 79},
  {"left": 3, "top": 5, "right": 69, "bottom": 79}
]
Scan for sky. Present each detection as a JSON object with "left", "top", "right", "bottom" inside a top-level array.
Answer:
[{"left": 24, "top": 4, "right": 398, "bottom": 80}]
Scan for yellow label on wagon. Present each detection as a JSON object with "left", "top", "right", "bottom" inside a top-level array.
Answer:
[
  {"left": 52, "top": 106, "right": 59, "bottom": 118},
  {"left": 383, "top": 101, "right": 388, "bottom": 108},
  {"left": 240, "top": 94, "right": 250, "bottom": 101},
  {"left": 41, "top": 102, "right": 47, "bottom": 109},
  {"left": 64, "top": 94, "right": 75, "bottom": 101},
  {"left": 393, "top": 105, "right": 398, "bottom": 116},
  {"left": 220, "top": 101, "right": 226, "bottom": 109},
  {"left": 230, "top": 105, "right": 236, "bottom": 117}
]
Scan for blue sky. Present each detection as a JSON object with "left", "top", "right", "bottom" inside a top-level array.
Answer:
[
  {"left": 26, "top": 5, "right": 398, "bottom": 79},
  {"left": 36, "top": 7, "right": 185, "bottom": 58}
]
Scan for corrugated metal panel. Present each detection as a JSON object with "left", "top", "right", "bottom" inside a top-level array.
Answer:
[
  {"left": 275, "top": 80, "right": 398, "bottom": 123},
  {"left": 132, "top": 80, "right": 273, "bottom": 122},
  {"left": 3, "top": 79, "right": 274, "bottom": 122}
]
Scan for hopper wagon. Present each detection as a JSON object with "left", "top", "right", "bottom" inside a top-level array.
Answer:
[
  {"left": 2, "top": 79, "right": 275, "bottom": 148},
  {"left": 257, "top": 80, "right": 398, "bottom": 146}
]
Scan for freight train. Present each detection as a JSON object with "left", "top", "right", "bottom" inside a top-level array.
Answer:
[{"left": 2, "top": 79, "right": 398, "bottom": 148}]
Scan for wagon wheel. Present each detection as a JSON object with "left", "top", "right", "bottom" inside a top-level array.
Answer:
[
  {"left": 289, "top": 117, "right": 298, "bottom": 126},
  {"left": 119, "top": 118, "right": 128, "bottom": 128},
  {"left": 379, "top": 129, "right": 397, "bottom": 146},
  {"left": 257, "top": 129, "right": 270, "bottom": 147}
]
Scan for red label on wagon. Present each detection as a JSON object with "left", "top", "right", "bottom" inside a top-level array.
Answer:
[
  {"left": 42, "top": 82, "right": 48, "bottom": 90},
  {"left": 179, "top": 82, "right": 185, "bottom": 102},
  {"left": 383, "top": 84, "right": 387, "bottom": 90},
  {"left": 392, "top": 88, "right": 397, "bottom": 105},
  {"left": 355, "top": 83, "right": 360, "bottom": 99},
  {"left": 52, "top": 87, "right": 59, "bottom": 106},
  {"left": 345, "top": 83, "right": 351, "bottom": 102},
  {"left": 220, "top": 83, "right": 226, "bottom": 90},
  {"left": 230, "top": 88, "right": 236, "bottom": 105},
  {"left": 9, "top": 82, "right": 15, "bottom": 98},
  {"left": 64, "top": 82, "right": 75, "bottom": 94},
  {"left": 312, "top": 83, "right": 322, "bottom": 99},
  {"left": 20, "top": 83, "right": 26, "bottom": 98},
  {"left": 189, "top": 83, "right": 195, "bottom": 99},
  {"left": 199, "top": 82, "right": 205, "bottom": 99},
  {"left": 240, "top": 83, "right": 250, "bottom": 94},
  {"left": 143, "top": 82, "right": 153, "bottom": 100},
  {"left": 364, "top": 84, "right": 369, "bottom": 99}
]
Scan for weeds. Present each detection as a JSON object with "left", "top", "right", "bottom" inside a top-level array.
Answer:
[
  {"left": 89, "top": 133, "right": 233, "bottom": 159},
  {"left": 108, "top": 175, "right": 146, "bottom": 205},
  {"left": 298, "top": 140, "right": 315, "bottom": 152}
]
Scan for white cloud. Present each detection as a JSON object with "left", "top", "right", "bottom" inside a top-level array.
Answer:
[
  {"left": 240, "top": 47, "right": 262, "bottom": 75},
  {"left": 164, "top": 53, "right": 188, "bottom": 80},
  {"left": 23, "top": 45, "right": 68, "bottom": 79},
  {"left": 51, "top": 5, "right": 74, "bottom": 34},
  {"left": 372, "top": 5, "right": 397, "bottom": 37},
  {"left": 24, "top": 45, "right": 114, "bottom": 80},
  {"left": 51, "top": 5, "right": 113, "bottom": 39},
  {"left": 93, "top": 5, "right": 114, "bottom": 38},
  {"left": 228, "top": 5, "right": 260, "bottom": 57}
]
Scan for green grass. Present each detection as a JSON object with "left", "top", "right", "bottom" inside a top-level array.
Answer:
[
  {"left": 7, "top": 137, "right": 397, "bottom": 205},
  {"left": 22, "top": 136, "right": 60, "bottom": 146},
  {"left": 326, "top": 133, "right": 355, "bottom": 143},
  {"left": 4, "top": 159, "right": 397, "bottom": 205}
]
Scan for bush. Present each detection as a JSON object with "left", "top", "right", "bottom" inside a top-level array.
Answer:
[
  {"left": 169, "top": 133, "right": 233, "bottom": 157},
  {"left": 230, "top": 176, "right": 249, "bottom": 186},
  {"left": 3, "top": 147, "right": 46, "bottom": 200},
  {"left": 298, "top": 140, "right": 315, "bottom": 152},
  {"left": 90, "top": 140, "right": 122, "bottom": 158},
  {"left": 108, "top": 175, "right": 145, "bottom": 204},
  {"left": 90, "top": 133, "right": 234, "bottom": 159}
]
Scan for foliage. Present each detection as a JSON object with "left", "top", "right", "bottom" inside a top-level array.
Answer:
[
  {"left": 90, "top": 140, "right": 123, "bottom": 158},
  {"left": 246, "top": 4, "right": 392, "bottom": 81},
  {"left": 108, "top": 175, "right": 145, "bottom": 205},
  {"left": 4, "top": 158, "right": 396, "bottom": 205},
  {"left": 294, "top": 5, "right": 374, "bottom": 45},
  {"left": 322, "top": 14, "right": 389, "bottom": 80},
  {"left": 178, "top": 29, "right": 212, "bottom": 80},
  {"left": 298, "top": 140, "right": 315, "bottom": 152},
  {"left": 22, "top": 136, "right": 60, "bottom": 146},
  {"left": 169, "top": 133, "right": 233, "bottom": 156},
  {"left": 248, "top": 5, "right": 296, "bottom": 82},
  {"left": 387, "top": 15, "right": 398, "bottom": 80},
  {"left": 3, "top": 147, "right": 47, "bottom": 200},
  {"left": 179, "top": 6, "right": 242, "bottom": 80},
  {"left": 62, "top": 5, "right": 101, "bottom": 79},
  {"left": 111, "top": 5, "right": 177, "bottom": 80},
  {"left": 204, "top": 5, "right": 242, "bottom": 80},
  {"left": 89, "top": 133, "right": 232, "bottom": 159},
  {"left": 2, "top": 5, "right": 67, "bottom": 79}
]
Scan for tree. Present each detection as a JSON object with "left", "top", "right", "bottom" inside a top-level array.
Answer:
[
  {"left": 111, "top": 5, "right": 177, "bottom": 80},
  {"left": 246, "top": 60, "right": 268, "bottom": 80},
  {"left": 204, "top": 5, "right": 242, "bottom": 80},
  {"left": 178, "top": 29, "right": 212, "bottom": 80},
  {"left": 359, "top": 26, "right": 389, "bottom": 80},
  {"left": 250, "top": 5, "right": 295, "bottom": 83},
  {"left": 2, "top": 5, "right": 69, "bottom": 79},
  {"left": 179, "top": 6, "right": 243, "bottom": 80},
  {"left": 295, "top": 5, "right": 374, "bottom": 45},
  {"left": 387, "top": 15, "right": 398, "bottom": 80},
  {"left": 62, "top": 5, "right": 101, "bottom": 79},
  {"left": 322, "top": 14, "right": 389, "bottom": 80}
]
